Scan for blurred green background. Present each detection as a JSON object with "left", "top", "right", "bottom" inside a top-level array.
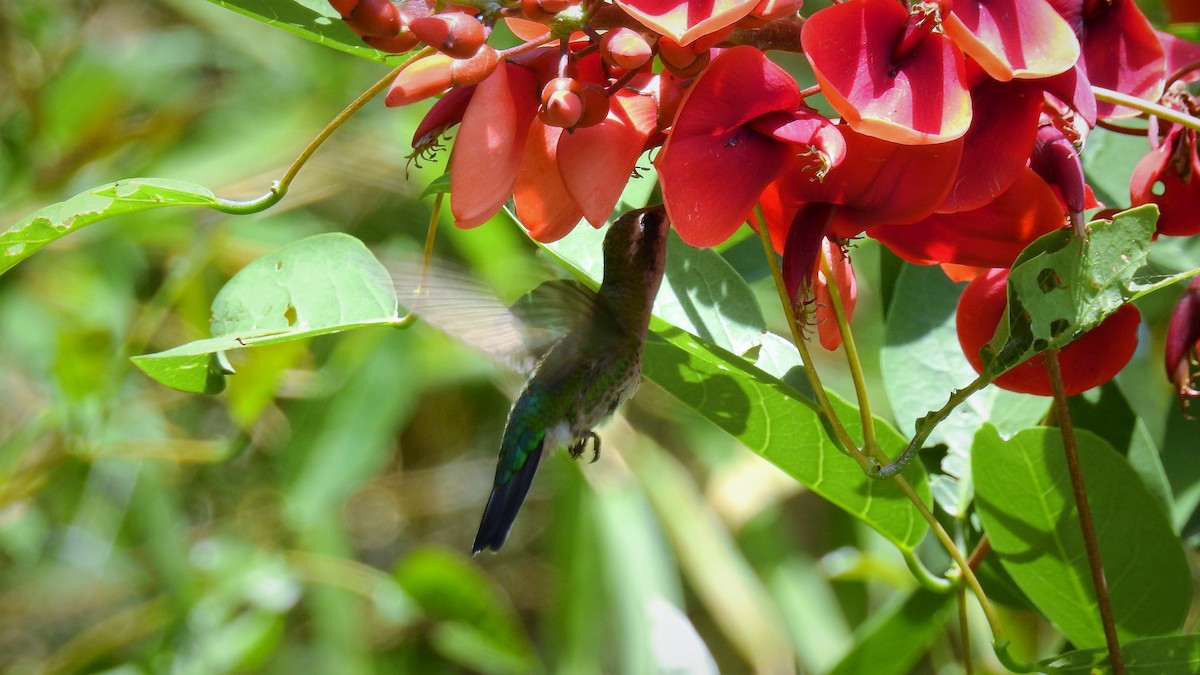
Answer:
[{"left": 0, "top": 1, "right": 1193, "bottom": 673}]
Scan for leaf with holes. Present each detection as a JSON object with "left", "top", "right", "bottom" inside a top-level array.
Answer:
[
  {"left": 132, "top": 233, "right": 400, "bottom": 393},
  {"left": 982, "top": 205, "right": 1199, "bottom": 377}
]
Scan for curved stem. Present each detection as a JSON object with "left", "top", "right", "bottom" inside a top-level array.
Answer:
[
  {"left": 751, "top": 207, "right": 863, "bottom": 462},
  {"left": 819, "top": 247, "right": 877, "bottom": 453},
  {"left": 214, "top": 51, "right": 430, "bottom": 215},
  {"left": 873, "top": 375, "right": 990, "bottom": 478},
  {"left": 902, "top": 547, "right": 955, "bottom": 593},
  {"left": 1044, "top": 350, "right": 1125, "bottom": 675},
  {"left": 1092, "top": 85, "right": 1200, "bottom": 134}
]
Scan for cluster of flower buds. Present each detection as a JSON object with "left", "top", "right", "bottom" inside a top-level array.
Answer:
[{"left": 330, "top": 0, "right": 1200, "bottom": 396}]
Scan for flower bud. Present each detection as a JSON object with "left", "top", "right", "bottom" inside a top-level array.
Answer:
[
  {"left": 658, "top": 37, "right": 710, "bottom": 78},
  {"left": 364, "top": 29, "right": 420, "bottom": 53},
  {"left": 339, "top": 0, "right": 401, "bottom": 38},
  {"left": 410, "top": 12, "right": 486, "bottom": 59},
  {"left": 540, "top": 78, "right": 586, "bottom": 128},
  {"left": 1165, "top": 276, "right": 1200, "bottom": 415},
  {"left": 520, "top": 0, "right": 573, "bottom": 21},
  {"left": 385, "top": 47, "right": 497, "bottom": 106},
  {"left": 575, "top": 83, "right": 611, "bottom": 128},
  {"left": 600, "top": 28, "right": 653, "bottom": 71}
]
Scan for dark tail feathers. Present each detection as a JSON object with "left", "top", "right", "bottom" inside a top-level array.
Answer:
[{"left": 472, "top": 443, "right": 544, "bottom": 554}]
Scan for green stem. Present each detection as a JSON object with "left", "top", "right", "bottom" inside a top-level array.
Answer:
[
  {"left": 1092, "top": 85, "right": 1200, "bottom": 133},
  {"left": 214, "top": 51, "right": 431, "bottom": 215},
  {"left": 1043, "top": 350, "right": 1125, "bottom": 675},
  {"left": 751, "top": 207, "right": 863, "bottom": 463},
  {"left": 872, "top": 375, "right": 990, "bottom": 478},
  {"left": 902, "top": 548, "right": 955, "bottom": 593},
  {"left": 818, "top": 246, "right": 877, "bottom": 453}
]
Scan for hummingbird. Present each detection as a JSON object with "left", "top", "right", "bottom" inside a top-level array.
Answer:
[
  {"left": 472, "top": 205, "right": 670, "bottom": 552},
  {"left": 393, "top": 205, "right": 670, "bottom": 553}
]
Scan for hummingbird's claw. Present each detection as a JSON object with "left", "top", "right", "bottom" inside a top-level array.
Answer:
[{"left": 568, "top": 431, "right": 601, "bottom": 463}]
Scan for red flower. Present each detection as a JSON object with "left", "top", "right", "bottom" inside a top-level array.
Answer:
[
  {"left": 614, "top": 0, "right": 758, "bottom": 46},
  {"left": 801, "top": 0, "right": 971, "bottom": 144},
  {"left": 941, "top": 0, "right": 1079, "bottom": 82},
  {"left": 1165, "top": 276, "right": 1200, "bottom": 415},
  {"left": 956, "top": 268, "right": 1141, "bottom": 396},
  {"left": 872, "top": 168, "right": 1064, "bottom": 269},
  {"left": 658, "top": 46, "right": 844, "bottom": 247},
  {"left": 1131, "top": 123, "right": 1200, "bottom": 237}
]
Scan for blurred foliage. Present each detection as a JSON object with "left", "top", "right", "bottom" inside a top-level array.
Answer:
[{"left": 1, "top": 1, "right": 1198, "bottom": 674}]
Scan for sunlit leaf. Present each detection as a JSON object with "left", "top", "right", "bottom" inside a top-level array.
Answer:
[
  {"left": 973, "top": 425, "right": 1191, "bottom": 647},
  {"left": 207, "top": 0, "right": 394, "bottom": 63},
  {"left": 133, "top": 233, "right": 401, "bottom": 393},
  {"left": 0, "top": 178, "right": 220, "bottom": 277}
]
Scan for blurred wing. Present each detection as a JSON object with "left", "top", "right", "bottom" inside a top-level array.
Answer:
[
  {"left": 389, "top": 259, "right": 593, "bottom": 374},
  {"left": 391, "top": 259, "right": 536, "bottom": 373}
]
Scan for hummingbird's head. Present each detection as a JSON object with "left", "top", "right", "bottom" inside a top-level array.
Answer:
[{"left": 601, "top": 205, "right": 670, "bottom": 291}]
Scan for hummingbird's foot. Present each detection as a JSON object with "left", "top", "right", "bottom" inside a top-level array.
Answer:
[{"left": 568, "top": 431, "right": 601, "bottom": 463}]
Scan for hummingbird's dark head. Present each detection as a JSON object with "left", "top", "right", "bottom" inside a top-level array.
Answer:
[{"left": 601, "top": 205, "right": 670, "bottom": 287}]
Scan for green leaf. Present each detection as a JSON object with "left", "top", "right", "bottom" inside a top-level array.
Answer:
[
  {"left": 826, "top": 588, "right": 956, "bottom": 675},
  {"left": 1, "top": 178, "right": 220, "bottom": 277},
  {"left": 1039, "top": 634, "right": 1200, "bottom": 674},
  {"left": 984, "top": 206, "right": 1198, "bottom": 377},
  {"left": 973, "top": 425, "right": 1191, "bottom": 647},
  {"left": 133, "top": 233, "right": 400, "bottom": 393},
  {"left": 881, "top": 263, "right": 1045, "bottom": 516},
  {"left": 645, "top": 327, "right": 930, "bottom": 549},
  {"left": 207, "top": 0, "right": 394, "bottom": 63}
]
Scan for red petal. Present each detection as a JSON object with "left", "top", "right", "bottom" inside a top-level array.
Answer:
[
  {"left": 1082, "top": 0, "right": 1165, "bottom": 120},
  {"left": 802, "top": 0, "right": 971, "bottom": 144},
  {"left": 943, "top": 0, "right": 1079, "bottom": 81},
  {"left": 512, "top": 121, "right": 585, "bottom": 242},
  {"left": 450, "top": 63, "right": 540, "bottom": 228},
  {"left": 780, "top": 126, "right": 963, "bottom": 233},
  {"left": 1131, "top": 127, "right": 1200, "bottom": 237},
  {"left": 658, "top": 46, "right": 802, "bottom": 246},
  {"left": 614, "top": 0, "right": 758, "bottom": 45},
  {"left": 813, "top": 238, "right": 856, "bottom": 351},
  {"left": 558, "top": 91, "right": 657, "bottom": 227},
  {"left": 872, "top": 168, "right": 1063, "bottom": 267},
  {"left": 939, "top": 78, "right": 1041, "bottom": 212}
]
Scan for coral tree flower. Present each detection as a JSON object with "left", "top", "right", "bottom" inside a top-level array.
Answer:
[
  {"left": 1165, "top": 276, "right": 1200, "bottom": 415},
  {"left": 1131, "top": 121, "right": 1200, "bottom": 237},
  {"left": 658, "top": 46, "right": 844, "bottom": 247},
  {"left": 615, "top": 0, "right": 759, "bottom": 46},
  {"left": 801, "top": 0, "right": 971, "bottom": 144},
  {"left": 941, "top": 0, "right": 1080, "bottom": 82}
]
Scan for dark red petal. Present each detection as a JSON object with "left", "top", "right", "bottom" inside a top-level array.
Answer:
[
  {"left": 781, "top": 126, "right": 963, "bottom": 233},
  {"left": 873, "top": 168, "right": 1064, "bottom": 268},
  {"left": 658, "top": 46, "right": 802, "bottom": 246},
  {"left": 1131, "top": 127, "right": 1200, "bottom": 237},
  {"left": 939, "top": 78, "right": 1042, "bottom": 212},
  {"left": 1082, "top": 0, "right": 1165, "bottom": 120},
  {"left": 802, "top": 0, "right": 971, "bottom": 144},
  {"left": 1164, "top": 276, "right": 1200, "bottom": 409}
]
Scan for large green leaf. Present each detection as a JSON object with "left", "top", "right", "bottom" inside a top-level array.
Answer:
[
  {"left": 207, "top": 0, "right": 394, "bottom": 63},
  {"left": 0, "top": 178, "right": 220, "bottom": 277},
  {"left": 881, "top": 263, "right": 1045, "bottom": 516},
  {"left": 984, "top": 206, "right": 1198, "bottom": 377},
  {"left": 133, "top": 233, "right": 401, "bottom": 393},
  {"left": 973, "top": 425, "right": 1190, "bottom": 647},
  {"left": 1040, "top": 634, "right": 1200, "bottom": 674}
]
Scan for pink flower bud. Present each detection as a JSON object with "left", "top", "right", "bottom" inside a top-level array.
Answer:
[
  {"left": 601, "top": 28, "right": 653, "bottom": 71},
  {"left": 1165, "top": 276, "right": 1200, "bottom": 416}
]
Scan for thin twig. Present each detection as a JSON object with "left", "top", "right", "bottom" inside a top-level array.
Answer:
[{"left": 1043, "top": 350, "right": 1125, "bottom": 675}]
